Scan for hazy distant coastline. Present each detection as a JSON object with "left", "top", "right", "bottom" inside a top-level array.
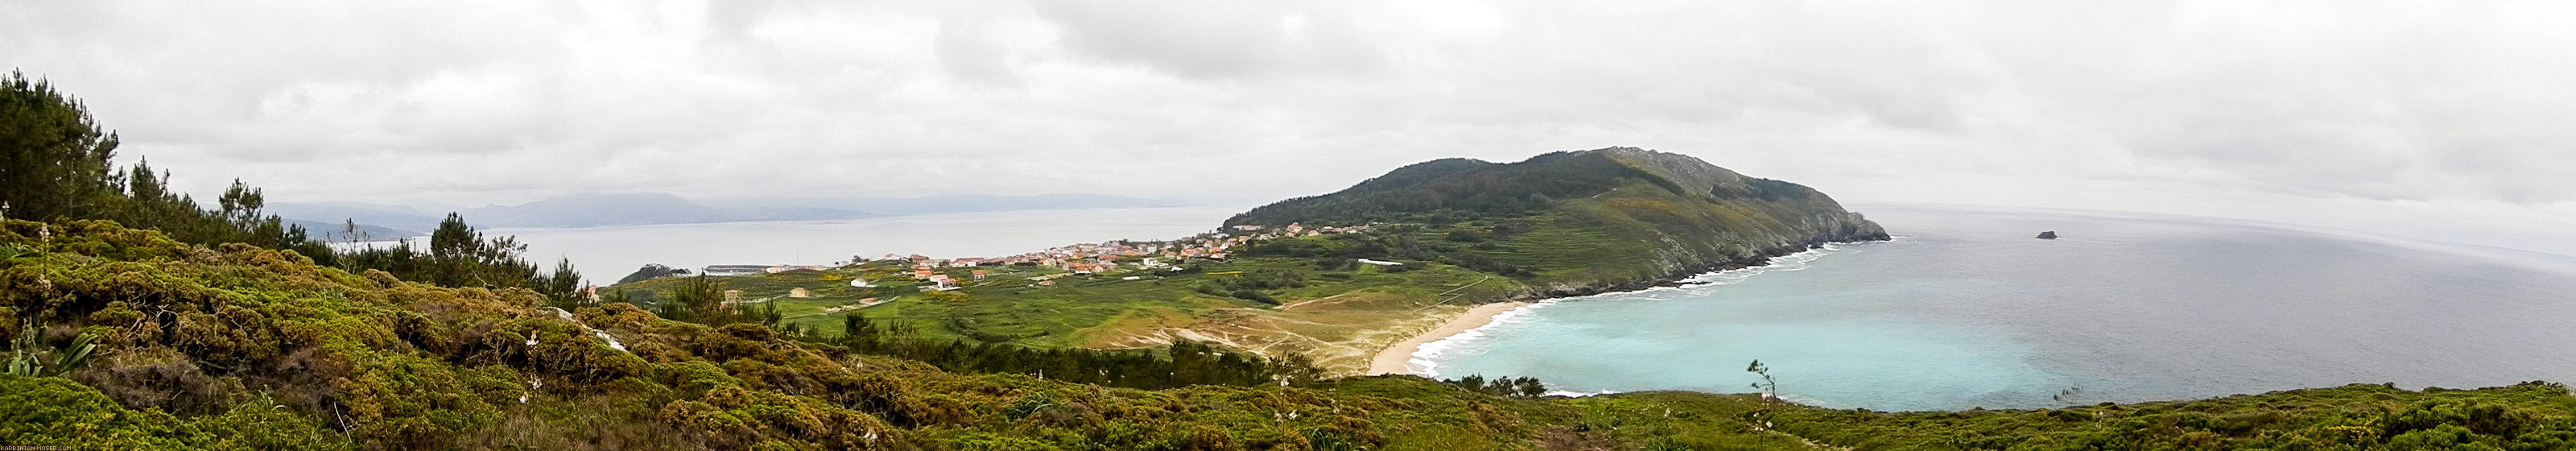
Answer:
[
  {"left": 270, "top": 192, "right": 1188, "bottom": 237},
  {"left": 491, "top": 206, "right": 1244, "bottom": 286}
]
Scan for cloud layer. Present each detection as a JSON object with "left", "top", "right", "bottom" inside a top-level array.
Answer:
[{"left": 5, "top": 0, "right": 2571, "bottom": 220}]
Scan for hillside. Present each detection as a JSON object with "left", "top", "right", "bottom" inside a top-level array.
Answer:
[
  {"left": 1230, "top": 147, "right": 1887, "bottom": 293},
  {"left": 14, "top": 221, "right": 2576, "bottom": 450},
  {"left": 606, "top": 149, "right": 1893, "bottom": 375}
]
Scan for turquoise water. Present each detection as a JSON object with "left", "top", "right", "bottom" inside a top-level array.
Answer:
[{"left": 1420, "top": 205, "right": 2576, "bottom": 412}]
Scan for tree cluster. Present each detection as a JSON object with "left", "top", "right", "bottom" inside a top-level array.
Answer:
[
  {"left": 332, "top": 213, "right": 584, "bottom": 307},
  {"left": 1441, "top": 374, "right": 1549, "bottom": 399},
  {"left": 1193, "top": 269, "right": 1309, "bottom": 304},
  {"left": 832, "top": 313, "right": 1323, "bottom": 390},
  {"left": 1244, "top": 226, "right": 1537, "bottom": 278},
  {"left": 647, "top": 275, "right": 782, "bottom": 329}
]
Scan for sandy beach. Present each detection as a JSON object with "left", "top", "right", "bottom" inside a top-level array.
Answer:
[{"left": 1364, "top": 301, "right": 1530, "bottom": 375}]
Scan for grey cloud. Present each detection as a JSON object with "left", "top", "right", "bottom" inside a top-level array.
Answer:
[
  {"left": 2, "top": 0, "right": 2571, "bottom": 216},
  {"left": 1028, "top": 2, "right": 1389, "bottom": 81}
]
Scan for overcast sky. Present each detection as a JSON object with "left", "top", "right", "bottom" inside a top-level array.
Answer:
[{"left": 6, "top": 1, "right": 2574, "bottom": 250}]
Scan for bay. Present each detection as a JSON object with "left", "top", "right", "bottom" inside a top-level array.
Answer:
[{"left": 1420, "top": 205, "right": 2576, "bottom": 412}]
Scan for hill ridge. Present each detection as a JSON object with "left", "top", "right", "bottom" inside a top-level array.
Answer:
[{"left": 1228, "top": 147, "right": 1886, "bottom": 295}]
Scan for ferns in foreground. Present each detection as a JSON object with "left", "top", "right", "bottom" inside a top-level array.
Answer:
[{"left": 6, "top": 321, "right": 97, "bottom": 378}]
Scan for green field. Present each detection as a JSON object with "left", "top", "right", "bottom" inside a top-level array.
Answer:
[{"left": 613, "top": 256, "right": 1531, "bottom": 372}]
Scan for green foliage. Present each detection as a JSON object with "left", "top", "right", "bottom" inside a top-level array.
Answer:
[
  {"left": 663, "top": 255, "right": 1532, "bottom": 357},
  {"left": 1765, "top": 382, "right": 2576, "bottom": 451},
  {"left": 1748, "top": 358, "right": 1777, "bottom": 399},
  {"left": 1228, "top": 147, "right": 1889, "bottom": 291},
  {"left": 618, "top": 263, "right": 690, "bottom": 284},
  {"left": 650, "top": 275, "right": 783, "bottom": 329},
  {"left": 1441, "top": 374, "right": 1550, "bottom": 399},
  {"left": 1244, "top": 226, "right": 1538, "bottom": 278},
  {"left": 2, "top": 72, "right": 333, "bottom": 260},
  {"left": 6, "top": 321, "right": 96, "bottom": 377},
  {"left": 1195, "top": 268, "right": 1307, "bottom": 304},
  {"left": 0, "top": 70, "right": 119, "bottom": 222},
  {"left": 1225, "top": 151, "right": 1660, "bottom": 226},
  {"left": 543, "top": 258, "right": 585, "bottom": 308},
  {"left": 332, "top": 213, "right": 576, "bottom": 299},
  {"left": 0, "top": 373, "right": 213, "bottom": 449},
  {"left": 833, "top": 312, "right": 1319, "bottom": 390}
]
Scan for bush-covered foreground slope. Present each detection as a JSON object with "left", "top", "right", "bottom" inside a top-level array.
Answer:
[{"left": 11, "top": 220, "right": 2576, "bottom": 450}]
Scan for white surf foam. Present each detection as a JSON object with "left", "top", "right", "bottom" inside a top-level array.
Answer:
[{"left": 1407, "top": 241, "right": 1870, "bottom": 378}]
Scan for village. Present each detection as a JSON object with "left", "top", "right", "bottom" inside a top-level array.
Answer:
[
  {"left": 855, "top": 221, "right": 1373, "bottom": 289},
  {"left": 612, "top": 222, "right": 1381, "bottom": 317}
]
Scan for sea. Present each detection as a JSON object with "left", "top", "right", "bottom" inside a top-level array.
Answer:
[
  {"left": 1415, "top": 205, "right": 2576, "bottom": 412},
  {"left": 481, "top": 206, "right": 1246, "bottom": 284}
]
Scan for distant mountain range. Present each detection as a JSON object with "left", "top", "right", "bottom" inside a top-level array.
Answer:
[
  {"left": 267, "top": 192, "right": 1184, "bottom": 235},
  {"left": 262, "top": 201, "right": 448, "bottom": 237},
  {"left": 459, "top": 193, "right": 874, "bottom": 228},
  {"left": 706, "top": 193, "right": 1183, "bottom": 216},
  {"left": 283, "top": 218, "right": 425, "bottom": 242}
]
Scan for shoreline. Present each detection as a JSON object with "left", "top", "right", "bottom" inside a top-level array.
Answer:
[
  {"left": 1365, "top": 301, "right": 1530, "bottom": 375},
  {"left": 1356, "top": 241, "right": 1870, "bottom": 377}
]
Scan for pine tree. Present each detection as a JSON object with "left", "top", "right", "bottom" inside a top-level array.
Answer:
[
  {"left": 541, "top": 258, "right": 585, "bottom": 308},
  {"left": 0, "top": 70, "right": 118, "bottom": 221}
]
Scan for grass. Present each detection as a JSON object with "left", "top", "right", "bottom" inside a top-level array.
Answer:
[{"left": 612, "top": 257, "right": 1531, "bottom": 373}]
